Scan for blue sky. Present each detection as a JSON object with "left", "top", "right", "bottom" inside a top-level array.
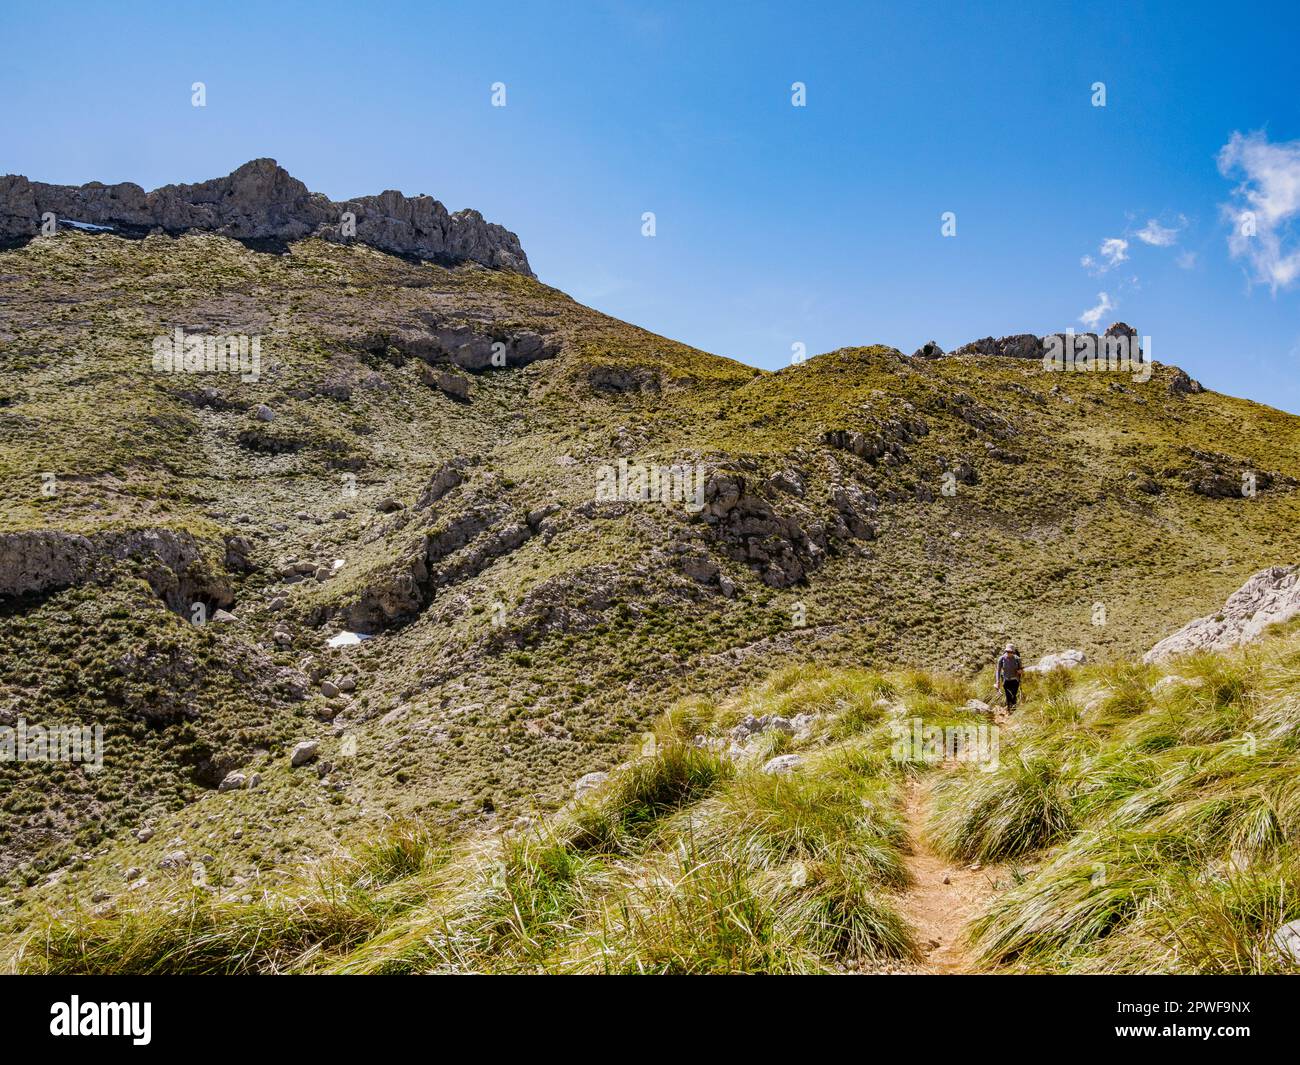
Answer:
[{"left": 3, "top": 0, "right": 1299, "bottom": 408}]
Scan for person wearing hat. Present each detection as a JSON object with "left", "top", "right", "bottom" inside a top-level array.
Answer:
[{"left": 996, "top": 643, "right": 1023, "bottom": 711}]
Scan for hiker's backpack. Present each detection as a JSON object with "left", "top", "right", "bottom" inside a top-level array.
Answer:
[{"left": 999, "top": 652, "right": 1022, "bottom": 678}]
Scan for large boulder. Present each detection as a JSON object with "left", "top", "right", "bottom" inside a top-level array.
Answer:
[
  {"left": 1026, "top": 649, "right": 1086, "bottom": 673},
  {"left": 1144, "top": 566, "right": 1300, "bottom": 662}
]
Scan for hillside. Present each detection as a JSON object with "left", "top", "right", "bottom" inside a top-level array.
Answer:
[
  {"left": 12, "top": 611, "right": 1300, "bottom": 974},
  {"left": 4, "top": 164, "right": 1300, "bottom": 951}
]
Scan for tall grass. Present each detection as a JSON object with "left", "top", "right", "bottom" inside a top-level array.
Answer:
[
  {"left": 16, "top": 665, "right": 919, "bottom": 975},
  {"left": 941, "top": 631, "right": 1300, "bottom": 973}
]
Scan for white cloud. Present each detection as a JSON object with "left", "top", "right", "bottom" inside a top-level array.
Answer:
[
  {"left": 1100, "top": 237, "right": 1129, "bottom": 267},
  {"left": 1080, "top": 291, "right": 1114, "bottom": 328},
  {"left": 1176, "top": 250, "right": 1197, "bottom": 270},
  {"left": 1136, "top": 217, "right": 1185, "bottom": 246},
  {"left": 1083, "top": 237, "right": 1129, "bottom": 276},
  {"left": 1218, "top": 130, "right": 1300, "bottom": 292}
]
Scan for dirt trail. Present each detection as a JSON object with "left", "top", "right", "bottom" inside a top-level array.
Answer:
[{"left": 897, "top": 778, "right": 1002, "bottom": 974}]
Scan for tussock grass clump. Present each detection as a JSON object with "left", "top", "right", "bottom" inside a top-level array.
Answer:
[
  {"left": 350, "top": 820, "right": 450, "bottom": 888},
  {"left": 561, "top": 741, "right": 733, "bottom": 854},
  {"left": 693, "top": 769, "right": 909, "bottom": 889},
  {"left": 24, "top": 886, "right": 385, "bottom": 975},
  {"left": 930, "top": 752, "right": 1078, "bottom": 863}
]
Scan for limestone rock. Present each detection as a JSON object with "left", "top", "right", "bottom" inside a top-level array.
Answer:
[
  {"left": 761, "top": 754, "right": 803, "bottom": 775},
  {"left": 1145, "top": 566, "right": 1300, "bottom": 662},
  {"left": 574, "top": 771, "right": 609, "bottom": 797},
  {"left": 1, "top": 159, "right": 534, "bottom": 276},
  {"left": 1026, "top": 649, "right": 1086, "bottom": 673}
]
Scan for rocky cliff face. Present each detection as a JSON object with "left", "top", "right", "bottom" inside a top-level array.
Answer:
[{"left": 0, "top": 158, "right": 533, "bottom": 275}]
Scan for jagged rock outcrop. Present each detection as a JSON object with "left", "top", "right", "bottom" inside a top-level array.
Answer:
[
  {"left": 0, "top": 159, "right": 533, "bottom": 276},
  {"left": 822, "top": 412, "right": 929, "bottom": 468},
  {"left": 1144, "top": 566, "right": 1300, "bottom": 662},
  {"left": 949, "top": 332, "right": 1045, "bottom": 360},
  {"left": 0, "top": 528, "right": 232, "bottom": 611},
  {"left": 335, "top": 502, "right": 555, "bottom": 632},
  {"left": 947, "top": 322, "right": 1141, "bottom": 362},
  {"left": 1168, "top": 368, "right": 1205, "bottom": 396},
  {"left": 359, "top": 323, "right": 559, "bottom": 373}
]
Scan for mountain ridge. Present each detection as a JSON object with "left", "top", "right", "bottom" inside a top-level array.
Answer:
[{"left": 0, "top": 159, "right": 533, "bottom": 275}]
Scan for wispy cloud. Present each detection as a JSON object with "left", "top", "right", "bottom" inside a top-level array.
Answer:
[
  {"left": 1082, "top": 237, "right": 1129, "bottom": 275},
  {"left": 1176, "top": 250, "right": 1197, "bottom": 270},
  {"left": 1136, "top": 216, "right": 1186, "bottom": 247},
  {"left": 1218, "top": 130, "right": 1300, "bottom": 292},
  {"left": 1080, "top": 291, "right": 1114, "bottom": 328}
]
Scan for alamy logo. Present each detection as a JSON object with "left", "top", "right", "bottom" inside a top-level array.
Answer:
[
  {"left": 890, "top": 717, "right": 999, "bottom": 769},
  {"left": 0, "top": 718, "right": 103, "bottom": 770},
  {"left": 595, "top": 459, "right": 707, "bottom": 511},
  {"left": 50, "top": 997, "right": 151, "bottom": 1045},
  {"left": 151, "top": 327, "right": 261, "bottom": 381},
  {"left": 1042, "top": 329, "right": 1152, "bottom": 383}
]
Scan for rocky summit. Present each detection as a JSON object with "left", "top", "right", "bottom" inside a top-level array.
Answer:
[
  {"left": 3, "top": 171, "right": 1300, "bottom": 976},
  {"left": 0, "top": 159, "right": 533, "bottom": 275}
]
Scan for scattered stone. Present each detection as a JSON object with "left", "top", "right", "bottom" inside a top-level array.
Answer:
[
  {"left": 135, "top": 828, "right": 154, "bottom": 843},
  {"left": 790, "top": 713, "right": 818, "bottom": 740},
  {"left": 762, "top": 754, "right": 803, "bottom": 774},
  {"left": 211, "top": 608, "right": 238, "bottom": 624},
  {"left": 253, "top": 404, "right": 276, "bottom": 422},
  {"left": 730, "top": 714, "right": 796, "bottom": 743},
  {"left": 574, "top": 771, "right": 609, "bottom": 797},
  {"left": 320, "top": 680, "right": 340, "bottom": 698},
  {"left": 218, "top": 771, "right": 248, "bottom": 792},
  {"left": 290, "top": 740, "right": 320, "bottom": 767},
  {"left": 1272, "top": 919, "right": 1300, "bottom": 964},
  {"left": 423, "top": 365, "right": 471, "bottom": 400}
]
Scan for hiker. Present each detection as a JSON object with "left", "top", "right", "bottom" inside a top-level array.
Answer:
[{"left": 996, "top": 643, "right": 1023, "bottom": 711}]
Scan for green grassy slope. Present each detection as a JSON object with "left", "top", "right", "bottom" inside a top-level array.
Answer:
[{"left": 3, "top": 228, "right": 1300, "bottom": 940}]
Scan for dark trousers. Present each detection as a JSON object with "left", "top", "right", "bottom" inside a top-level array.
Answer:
[{"left": 1003, "top": 678, "right": 1020, "bottom": 709}]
